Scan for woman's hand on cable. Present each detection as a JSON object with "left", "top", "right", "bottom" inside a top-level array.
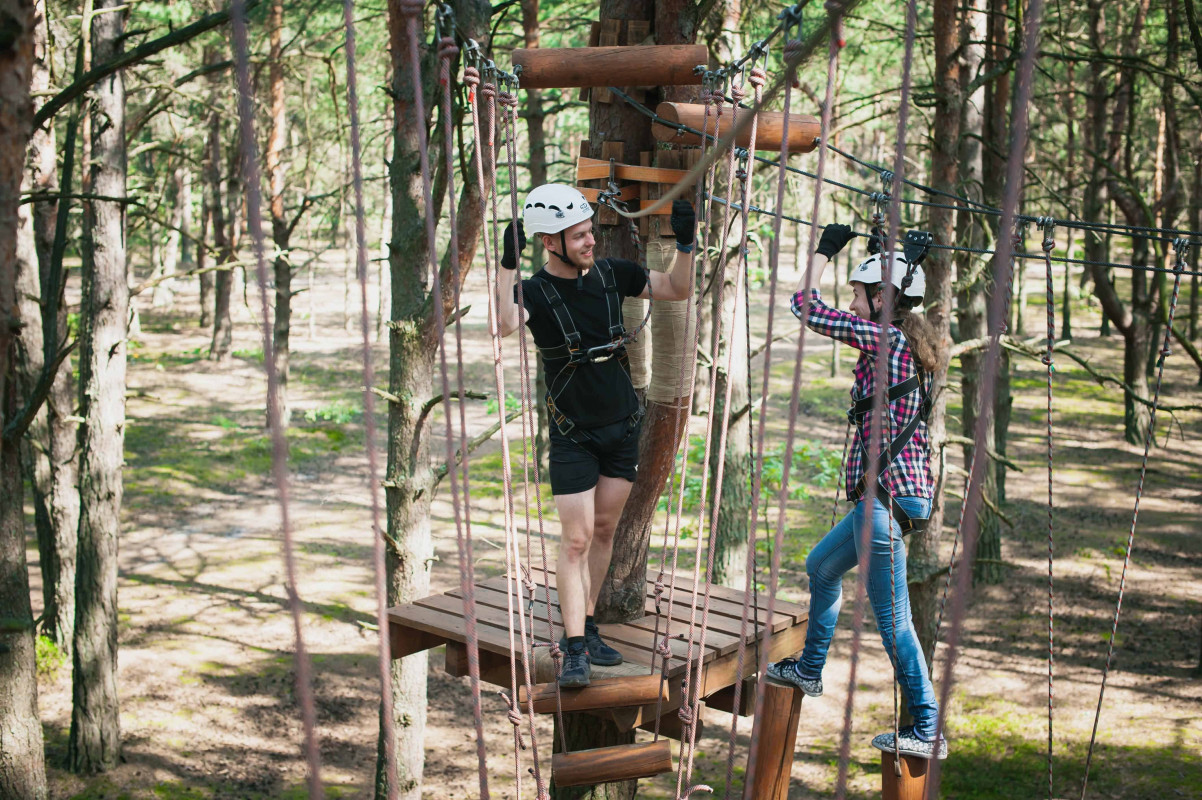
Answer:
[
  {"left": 816, "top": 223, "right": 854, "bottom": 259},
  {"left": 500, "top": 220, "right": 527, "bottom": 270},
  {"left": 670, "top": 200, "right": 696, "bottom": 251}
]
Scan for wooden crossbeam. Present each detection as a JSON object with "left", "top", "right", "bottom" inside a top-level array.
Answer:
[
  {"left": 517, "top": 674, "right": 667, "bottom": 713},
  {"left": 511, "top": 44, "right": 707, "bottom": 89},
  {"left": 551, "top": 740, "right": 673, "bottom": 787},
  {"left": 576, "top": 156, "right": 694, "bottom": 185},
  {"left": 578, "top": 185, "right": 640, "bottom": 205}
]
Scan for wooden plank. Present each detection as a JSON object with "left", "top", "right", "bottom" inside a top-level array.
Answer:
[
  {"left": 387, "top": 601, "right": 515, "bottom": 657},
  {"left": 882, "top": 752, "right": 931, "bottom": 800},
  {"left": 517, "top": 674, "right": 668, "bottom": 714},
  {"left": 578, "top": 185, "right": 640, "bottom": 204},
  {"left": 637, "top": 701, "right": 703, "bottom": 741},
  {"left": 389, "top": 622, "right": 446, "bottom": 660},
  {"left": 511, "top": 44, "right": 707, "bottom": 89},
  {"left": 597, "top": 141, "right": 624, "bottom": 224},
  {"left": 744, "top": 681, "right": 804, "bottom": 800},
  {"left": 444, "top": 641, "right": 514, "bottom": 687},
  {"left": 552, "top": 740, "right": 673, "bottom": 787},
  {"left": 594, "top": 20, "right": 621, "bottom": 103},
  {"left": 625, "top": 19, "right": 650, "bottom": 45},
  {"left": 577, "top": 156, "right": 693, "bottom": 185},
  {"left": 577, "top": 22, "right": 601, "bottom": 102},
  {"left": 704, "top": 675, "right": 756, "bottom": 716}
]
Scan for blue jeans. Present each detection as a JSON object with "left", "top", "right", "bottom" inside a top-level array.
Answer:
[{"left": 799, "top": 496, "right": 939, "bottom": 737}]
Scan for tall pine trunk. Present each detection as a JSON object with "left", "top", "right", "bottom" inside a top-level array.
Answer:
[
  {"left": 268, "top": 0, "right": 293, "bottom": 426},
  {"left": 70, "top": 0, "right": 127, "bottom": 774},
  {"left": 0, "top": 2, "right": 47, "bottom": 797}
]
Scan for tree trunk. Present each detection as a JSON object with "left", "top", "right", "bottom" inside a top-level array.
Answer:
[
  {"left": 958, "top": 0, "right": 1003, "bottom": 585},
  {"left": 19, "top": 0, "right": 79, "bottom": 659},
  {"left": 376, "top": 2, "right": 490, "bottom": 797},
  {"left": 207, "top": 55, "right": 233, "bottom": 361},
  {"left": 268, "top": 0, "right": 292, "bottom": 426},
  {"left": 0, "top": 2, "right": 47, "bottom": 797},
  {"left": 151, "top": 166, "right": 185, "bottom": 308},
  {"left": 909, "top": 0, "right": 962, "bottom": 666},
  {"left": 70, "top": 0, "right": 127, "bottom": 773}
]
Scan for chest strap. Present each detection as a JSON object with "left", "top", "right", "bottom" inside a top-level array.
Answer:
[
  {"left": 534, "top": 259, "right": 627, "bottom": 363},
  {"left": 850, "top": 372, "right": 931, "bottom": 535}
]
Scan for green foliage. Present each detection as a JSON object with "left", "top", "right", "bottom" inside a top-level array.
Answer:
[
  {"left": 35, "top": 635, "right": 67, "bottom": 680},
  {"left": 232, "top": 347, "right": 264, "bottom": 362},
  {"left": 484, "top": 391, "right": 521, "bottom": 416},
  {"left": 303, "top": 399, "right": 361, "bottom": 424}
]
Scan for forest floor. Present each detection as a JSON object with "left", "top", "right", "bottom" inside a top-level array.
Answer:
[{"left": 27, "top": 245, "right": 1202, "bottom": 800}]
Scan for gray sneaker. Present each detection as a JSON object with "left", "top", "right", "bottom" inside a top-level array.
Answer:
[
  {"left": 765, "top": 658, "right": 823, "bottom": 697},
  {"left": 871, "top": 725, "right": 948, "bottom": 760},
  {"left": 558, "top": 644, "right": 591, "bottom": 689}
]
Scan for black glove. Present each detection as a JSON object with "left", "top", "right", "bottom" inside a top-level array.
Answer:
[
  {"left": 670, "top": 199, "right": 696, "bottom": 247},
  {"left": 816, "top": 223, "right": 854, "bottom": 259},
  {"left": 500, "top": 219, "right": 526, "bottom": 270}
]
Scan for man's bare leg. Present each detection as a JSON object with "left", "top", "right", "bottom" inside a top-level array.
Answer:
[
  {"left": 553, "top": 488, "right": 595, "bottom": 639},
  {"left": 586, "top": 475, "right": 635, "bottom": 615}
]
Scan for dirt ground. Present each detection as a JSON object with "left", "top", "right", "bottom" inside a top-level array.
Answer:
[{"left": 28, "top": 246, "right": 1202, "bottom": 800}]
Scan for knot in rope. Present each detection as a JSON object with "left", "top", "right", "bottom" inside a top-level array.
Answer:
[
  {"left": 749, "top": 67, "right": 767, "bottom": 88},
  {"left": 784, "top": 39, "right": 803, "bottom": 60},
  {"left": 730, "top": 84, "right": 747, "bottom": 103},
  {"left": 463, "top": 66, "right": 480, "bottom": 87},
  {"left": 656, "top": 636, "right": 673, "bottom": 659},
  {"left": 399, "top": 0, "right": 423, "bottom": 18},
  {"left": 676, "top": 704, "right": 696, "bottom": 729},
  {"left": 480, "top": 82, "right": 496, "bottom": 100},
  {"left": 497, "top": 692, "right": 527, "bottom": 749},
  {"left": 736, "top": 167, "right": 748, "bottom": 182},
  {"left": 438, "top": 36, "right": 458, "bottom": 60},
  {"left": 499, "top": 91, "right": 519, "bottom": 108},
  {"left": 1172, "top": 237, "right": 1191, "bottom": 270}
]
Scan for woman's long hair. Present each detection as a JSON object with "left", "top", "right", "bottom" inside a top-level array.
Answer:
[{"left": 894, "top": 296, "right": 944, "bottom": 375}]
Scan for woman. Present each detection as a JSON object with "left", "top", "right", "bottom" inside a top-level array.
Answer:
[{"left": 766, "top": 224, "right": 948, "bottom": 760}]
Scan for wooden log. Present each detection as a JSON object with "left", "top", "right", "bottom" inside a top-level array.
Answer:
[
  {"left": 652, "top": 102, "right": 821, "bottom": 154},
  {"left": 576, "top": 156, "right": 694, "bottom": 186},
  {"left": 881, "top": 752, "right": 930, "bottom": 800},
  {"left": 512, "top": 44, "right": 708, "bottom": 89},
  {"left": 744, "top": 680, "right": 804, "bottom": 800},
  {"left": 551, "top": 740, "right": 673, "bottom": 787},
  {"left": 518, "top": 674, "right": 668, "bottom": 714}
]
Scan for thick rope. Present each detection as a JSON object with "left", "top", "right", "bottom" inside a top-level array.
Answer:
[
  {"left": 834, "top": 0, "right": 917, "bottom": 792},
  {"left": 432, "top": 28, "right": 489, "bottom": 797},
  {"left": 927, "top": 2, "right": 1047, "bottom": 795},
  {"left": 230, "top": 2, "right": 323, "bottom": 795},
  {"left": 1039, "top": 218, "right": 1056, "bottom": 800},
  {"left": 342, "top": 0, "right": 395, "bottom": 795},
  {"left": 1079, "top": 237, "right": 1190, "bottom": 799}
]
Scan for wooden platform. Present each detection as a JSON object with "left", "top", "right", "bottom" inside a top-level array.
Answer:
[{"left": 387, "top": 568, "right": 809, "bottom": 731}]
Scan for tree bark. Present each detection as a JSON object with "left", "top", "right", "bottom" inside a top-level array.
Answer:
[
  {"left": 376, "top": 2, "right": 490, "bottom": 798},
  {"left": 710, "top": 277, "right": 749, "bottom": 589},
  {"left": 69, "top": 0, "right": 127, "bottom": 774},
  {"left": 18, "top": 0, "right": 79, "bottom": 660},
  {"left": 268, "top": 0, "right": 292, "bottom": 425},
  {"left": 909, "top": 0, "right": 961, "bottom": 667},
  {"left": 207, "top": 52, "right": 233, "bottom": 361},
  {"left": 0, "top": 2, "right": 48, "bottom": 797}
]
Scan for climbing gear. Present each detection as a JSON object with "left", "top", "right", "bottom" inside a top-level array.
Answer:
[
  {"left": 871, "top": 726, "right": 948, "bottom": 760},
  {"left": 500, "top": 219, "right": 526, "bottom": 270},
  {"left": 848, "top": 369, "right": 931, "bottom": 535},
  {"left": 765, "top": 658, "right": 823, "bottom": 697},
  {"left": 523, "top": 183, "right": 595, "bottom": 273},
  {"left": 850, "top": 250, "right": 926, "bottom": 299},
  {"left": 531, "top": 259, "right": 638, "bottom": 436},
  {"left": 669, "top": 198, "right": 698, "bottom": 247},
  {"left": 816, "top": 222, "right": 854, "bottom": 259}
]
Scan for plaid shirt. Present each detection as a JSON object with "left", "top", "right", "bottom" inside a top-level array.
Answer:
[{"left": 791, "top": 289, "right": 933, "bottom": 502}]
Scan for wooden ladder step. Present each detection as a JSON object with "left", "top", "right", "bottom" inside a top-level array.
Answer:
[
  {"left": 552, "top": 740, "right": 673, "bottom": 788},
  {"left": 518, "top": 674, "right": 667, "bottom": 714}
]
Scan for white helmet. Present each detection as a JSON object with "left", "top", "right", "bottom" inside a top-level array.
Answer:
[
  {"left": 523, "top": 184, "right": 594, "bottom": 235},
  {"left": 850, "top": 251, "right": 926, "bottom": 300}
]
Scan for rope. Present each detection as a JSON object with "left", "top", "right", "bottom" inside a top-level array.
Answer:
[
  {"left": 927, "top": 2, "right": 1048, "bottom": 795},
  {"left": 1079, "top": 238, "right": 1190, "bottom": 799},
  {"left": 342, "top": 0, "right": 395, "bottom": 794},
  {"left": 432, "top": 22, "right": 489, "bottom": 796},
  {"left": 230, "top": 1, "right": 323, "bottom": 795},
  {"left": 1039, "top": 218, "right": 1056, "bottom": 800}
]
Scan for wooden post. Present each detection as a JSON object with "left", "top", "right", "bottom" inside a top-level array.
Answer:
[
  {"left": 512, "top": 44, "right": 708, "bottom": 89},
  {"left": 652, "top": 102, "right": 821, "bottom": 153},
  {"left": 744, "top": 681, "right": 804, "bottom": 800},
  {"left": 881, "top": 752, "right": 930, "bottom": 800}
]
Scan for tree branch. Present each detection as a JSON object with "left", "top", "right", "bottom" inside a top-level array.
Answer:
[
  {"left": 4, "top": 340, "right": 79, "bottom": 443},
  {"left": 34, "top": 0, "right": 262, "bottom": 129},
  {"left": 430, "top": 408, "right": 524, "bottom": 491}
]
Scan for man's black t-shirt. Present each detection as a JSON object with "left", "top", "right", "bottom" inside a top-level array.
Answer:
[{"left": 517, "top": 258, "right": 647, "bottom": 429}]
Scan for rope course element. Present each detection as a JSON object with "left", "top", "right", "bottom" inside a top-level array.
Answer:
[
  {"left": 341, "top": 0, "right": 397, "bottom": 795},
  {"left": 1079, "top": 236, "right": 1191, "bottom": 800},
  {"left": 230, "top": 0, "right": 323, "bottom": 794},
  {"left": 928, "top": 1, "right": 1048, "bottom": 796}
]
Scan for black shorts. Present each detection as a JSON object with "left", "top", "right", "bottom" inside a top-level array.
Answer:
[{"left": 548, "top": 416, "right": 642, "bottom": 495}]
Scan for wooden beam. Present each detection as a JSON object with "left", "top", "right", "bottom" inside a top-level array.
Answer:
[
  {"left": 636, "top": 702, "right": 704, "bottom": 741},
  {"left": 704, "top": 675, "right": 756, "bottom": 716},
  {"left": 881, "top": 752, "right": 930, "bottom": 800},
  {"left": 518, "top": 674, "right": 668, "bottom": 714},
  {"left": 744, "top": 680, "right": 804, "bottom": 800},
  {"left": 388, "top": 623, "right": 446, "bottom": 660},
  {"left": 443, "top": 641, "right": 513, "bottom": 686},
  {"left": 652, "top": 102, "right": 821, "bottom": 154},
  {"left": 512, "top": 44, "right": 707, "bottom": 89},
  {"left": 551, "top": 740, "right": 673, "bottom": 787},
  {"left": 578, "top": 185, "right": 641, "bottom": 204},
  {"left": 576, "top": 156, "right": 694, "bottom": 185}
]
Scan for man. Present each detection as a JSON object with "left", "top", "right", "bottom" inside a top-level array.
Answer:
[{"left": 495, "top": 183, "right": 696, "bottom": 688}]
